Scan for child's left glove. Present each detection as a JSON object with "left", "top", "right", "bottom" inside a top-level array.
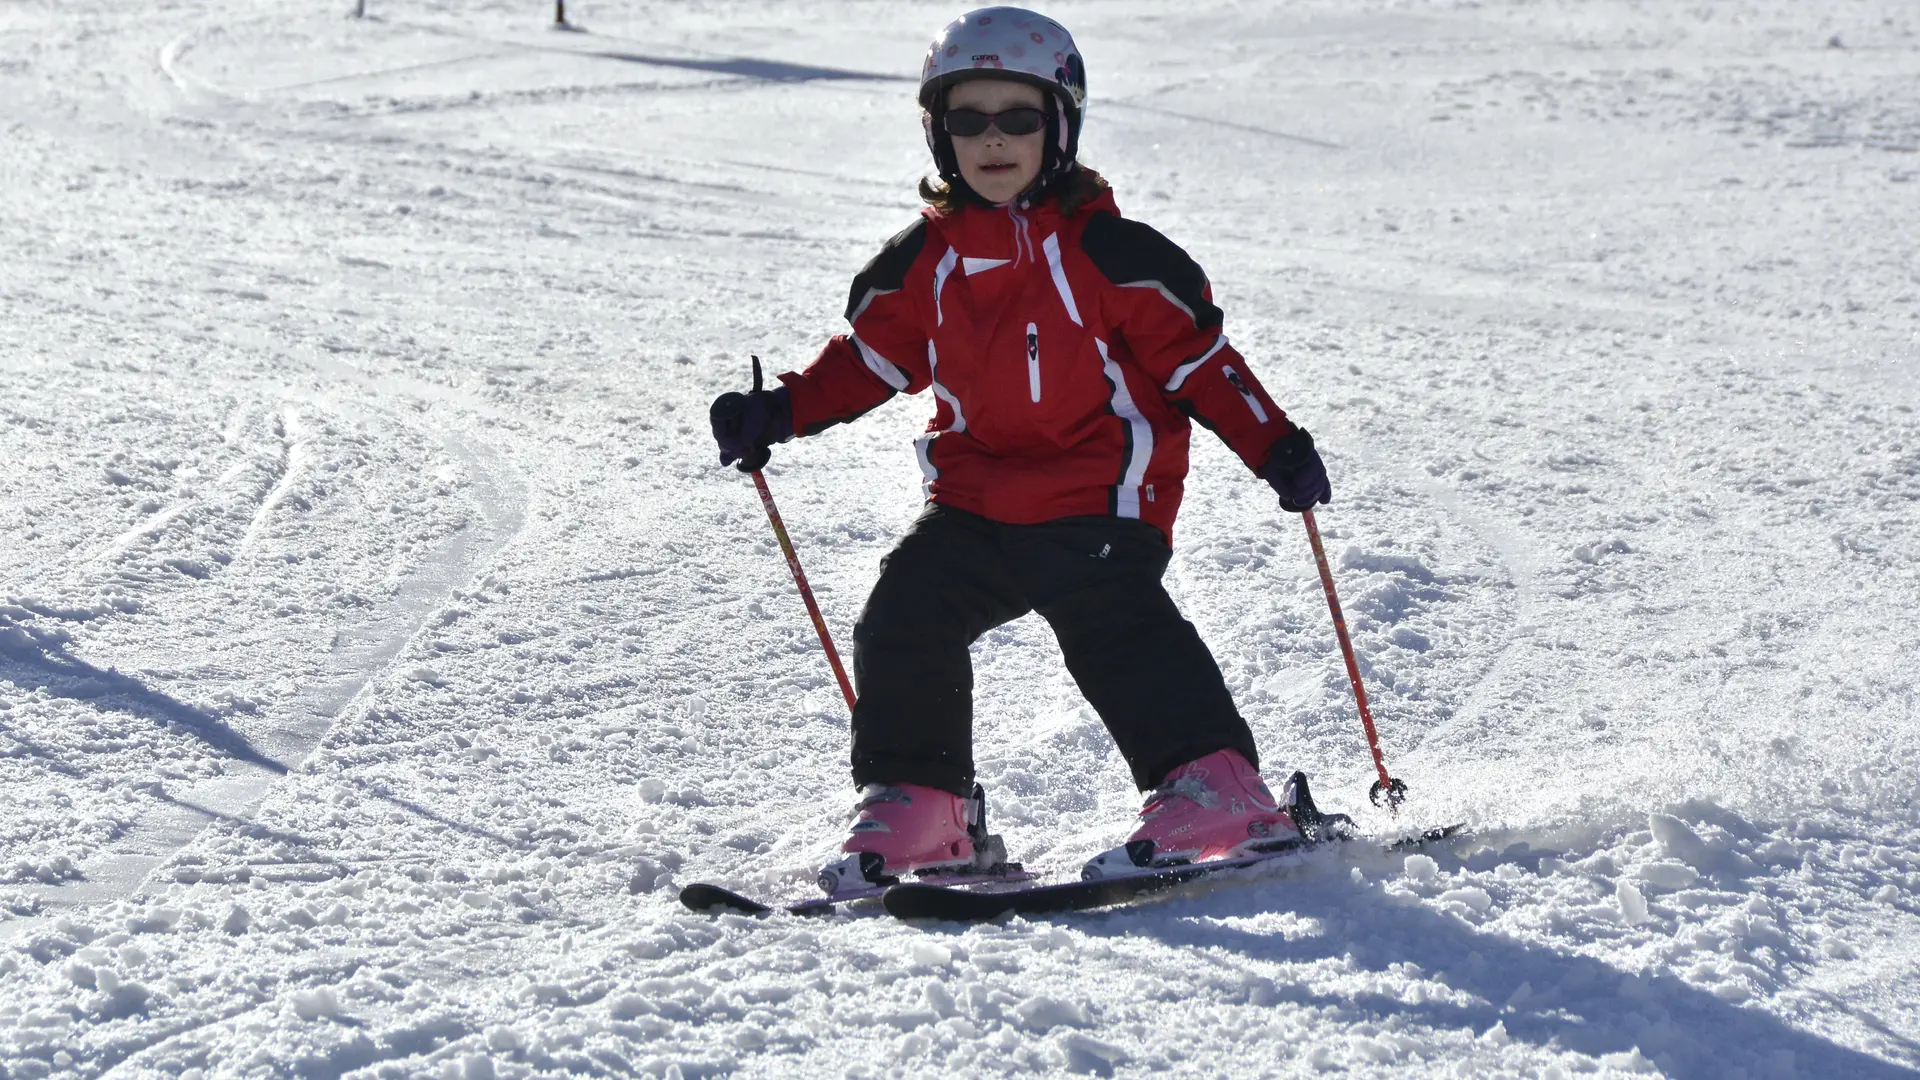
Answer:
[
  {"left": 709, "top": 385, "right": 794, "bottom": 472},
  {"left": 1260, "top": 427, "right": 1331, "bottom": 513}
]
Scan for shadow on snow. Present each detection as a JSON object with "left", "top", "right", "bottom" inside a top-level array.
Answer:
[
  {"left": 580, "top": 49, "right": 913, "bottom": 84},
  {"left": 1063, "top": 868, "right": 1920, "bottom": 1079},
  {"left": 0, "top": 624, "right": 287, "bottom": 776}
]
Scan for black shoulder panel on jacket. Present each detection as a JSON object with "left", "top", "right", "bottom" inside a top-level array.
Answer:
[
  {"left": 1080, "top": 212, "right": 1224, "bottom": 332},
  {"left": 845, "top": 218, "right": 930, "bottom": 322}
]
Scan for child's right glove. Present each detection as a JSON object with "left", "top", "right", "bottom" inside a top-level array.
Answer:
[
  {"left": 1259, "top": 427, "right": 1332, "bottom": 512},
  {"left": 709, "top": 385, "right": 794, "bottom": 473}
]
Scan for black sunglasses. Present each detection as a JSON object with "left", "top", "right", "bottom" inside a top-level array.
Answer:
[{"left": 943, "top": 107, "right": 1047, "bottom": 138}]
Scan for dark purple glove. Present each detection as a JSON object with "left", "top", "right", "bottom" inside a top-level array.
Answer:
[
  {"left": 709, "top": 385, "right": 794, "bottom": 472},
  {"left": 1260, "top": 427, "right": 1331, "bottom": 513}
]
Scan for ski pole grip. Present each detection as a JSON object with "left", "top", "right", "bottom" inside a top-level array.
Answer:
[
  {"left": 711, "top": 356, "right": 773, "bottom": 473},
  {"left": 738, "top": 355, "right": 772, "bottom": 472}
]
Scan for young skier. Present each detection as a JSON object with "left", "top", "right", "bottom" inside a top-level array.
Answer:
[{"left": 710, "top": 6, "right": 1332, "bottom": 890}]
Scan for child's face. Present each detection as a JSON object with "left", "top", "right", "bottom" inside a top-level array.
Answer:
[{"left": 946, "top": 78, "right": 1048, "bottom": 205}]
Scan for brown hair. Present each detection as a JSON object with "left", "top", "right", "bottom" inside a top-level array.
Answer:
[{"left": 919, "top": 165, "right": 1110, "bottom": 216}]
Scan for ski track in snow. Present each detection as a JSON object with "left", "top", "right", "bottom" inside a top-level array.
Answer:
[
  {"left": 0, "top": 352, "right": 527, "bottom": 919},
  {"left": 3, "top": 0, "right": 1920, "bottom": 1076}
]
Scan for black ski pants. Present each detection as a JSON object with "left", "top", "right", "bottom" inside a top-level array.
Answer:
[{"left": 849, "top": 504, "right": 1259, "bottom": 796}]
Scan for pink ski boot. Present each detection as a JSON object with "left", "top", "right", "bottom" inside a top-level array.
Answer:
[
  {"left": 816, "top": 782, "right": 1010, "bottom": 895},
  {"left": 1084, "top": 749, "right": 1301, "bottom": 876}
]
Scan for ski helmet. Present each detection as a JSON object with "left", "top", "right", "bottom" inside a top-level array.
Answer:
[{"left": 919, "top": 7, "right": 1087, "bottom": 198}]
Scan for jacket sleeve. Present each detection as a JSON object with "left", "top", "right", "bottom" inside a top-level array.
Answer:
[
  {"left": 780, "top": 218, "right": 935, "bottom": 437},
  {"left": 1081, "top": 213, "right": 1294, "bottom": 472}
]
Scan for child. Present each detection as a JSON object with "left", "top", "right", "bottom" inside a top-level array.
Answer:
[{"left": 710, "top": 6, "right": 1331, "bottom": 891}]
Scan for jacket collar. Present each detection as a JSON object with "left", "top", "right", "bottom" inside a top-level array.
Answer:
[{"left": 922, "top": 187, "right": 1120, "bottom": 262}]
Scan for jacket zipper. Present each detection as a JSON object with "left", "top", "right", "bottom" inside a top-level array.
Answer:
[{"left": 1026, "top": 324, "right": 1041, "bottom": 403}]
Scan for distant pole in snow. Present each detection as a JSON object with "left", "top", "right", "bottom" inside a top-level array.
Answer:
[
  {"left": 1302, "top": 509, "right": 1407, "bottom": 812},
  {"left": 554, "top": 0, "right": 568, "bottom": 28},
  {"left": 352, "top": 0, "right": 366, "bottom": 17}
]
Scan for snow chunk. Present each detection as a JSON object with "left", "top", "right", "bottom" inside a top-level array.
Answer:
[
  {"left": 626, "top": 859, "right": 673, "bottom": 895},
  {"left": 1649, "top": 812, "right": 1755, "bottom": 876},
  {"left": 90, "top": 972, "right": 150, "bottom": 1018},
  {"left": 1389, "top": 626, "right": 1432, "bottom": 652},
  {"left": 1712, "top": 980, "right": 1752, "bottom": 1004},
  {"left": 125, "top": 906, "right": 181, "bottom": 933},
  {"left": 1059, "top": 1031, "right": 1130, "bottom": 1074},
  {"left": 1573, "top": 538, "right": 1631, "bottom": 564},
  {"left": 65, "top": 959, "right": 97, "bottom": 989},
  {"left": 1403, "top": 854, "right": 1439, "bottom": 882},
  {"left": 222, "top": 904, "right": 252, "bottom": 935},
  {"left": 1340, "top": 548, "right": 1436, "bottom": 582},
  {"left": 608, "top": 994, "right": 651, "bottom": 1020},
  {"left": 911, "top": 941, "right": 952, "bottom": 968},
  {"left": 924, "top": 982, "right": 957, "bottom": 1018},
  {"left": 292, "top": 987, "right": 341, "bottom": 1021},
  {"left": 1012, "top": 995, "right": 1090, "bottom": 1032},
  {"left": 878, "top": 1009, "right": 937, "bottom": 1032},
  {"left": 9, "top": 854, "right": 81, "bottom": 885},
  {"left": 1351, "top": 1035, "right": 1408, "bottom": 1063},
  {"left": 1635, "top": 862, "right": 1700, "bottom": 890},
  {"left": 1598, "top": 1047, "right": 1658, "bottom": 1073},
  {"left": 1617, "top": 880, "right": 1650, "bottom": 924},
  {"left": 1649, "top": 813, "right": 1712, "bottom": 866},
  {"left": 1439, "top": 886, "right": 1493, "bottom": 913}
]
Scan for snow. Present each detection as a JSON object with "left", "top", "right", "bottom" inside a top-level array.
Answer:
[{"left": 3, "top": 0, "right": 1919, "bottom": 1075}]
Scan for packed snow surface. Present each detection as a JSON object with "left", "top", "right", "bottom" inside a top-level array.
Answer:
[{"left": 3, "top": 0, "right": 1919, "bottom": 1075}]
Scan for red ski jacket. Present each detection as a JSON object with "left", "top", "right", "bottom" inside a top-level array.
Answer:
[{"left": 780, "top": 186, "right": 1295, "bottom": 541}]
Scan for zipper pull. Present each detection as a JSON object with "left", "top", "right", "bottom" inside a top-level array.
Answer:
[{"left": 1026, "top": 324, "right": 1041, "bottom": 403}]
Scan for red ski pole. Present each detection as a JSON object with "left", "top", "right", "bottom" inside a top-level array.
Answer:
[
  {"left": 724, "top": 358, "right": 858, "bottom": 715},
  {"left": 1301, "top": 509, "right": 1406, "bottom": 811},
  {"left": 748, "top": 468, "right": 857, "bottom": 713}
]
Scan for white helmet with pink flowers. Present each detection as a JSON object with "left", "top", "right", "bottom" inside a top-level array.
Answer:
[{"left": 918, "top": 7, "right": 1087, "bottom": 195}]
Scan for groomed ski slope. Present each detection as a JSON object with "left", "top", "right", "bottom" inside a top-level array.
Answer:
[{"left": 2, "top": 0, "right": 1918, "bottom": 1075}]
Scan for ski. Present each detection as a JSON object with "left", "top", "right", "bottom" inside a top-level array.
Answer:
[
  {"left": 881, "top": 822, "right": 1466, "bottom": 922},
  {"left": 678, "top": 883, "right": 783, "bottom": 916},
  {"left": 679, "top": 866, "right": 1040, "bottom": 918}
]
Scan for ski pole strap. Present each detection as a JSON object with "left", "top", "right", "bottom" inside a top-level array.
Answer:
[
  {"left": 751, "top": 468, "right": 858, "bottom": 714},
  {"left": 1301, "top": 510, "right": 1405, "bottom": 810}
]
